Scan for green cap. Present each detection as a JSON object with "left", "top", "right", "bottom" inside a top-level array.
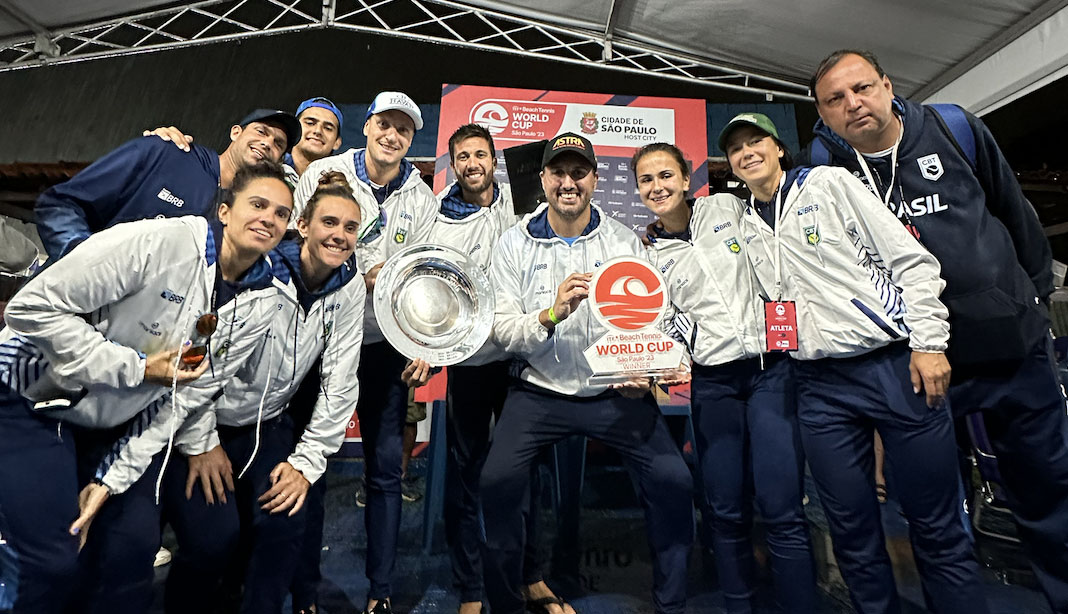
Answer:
[{"left": 717, "top": 112, "right": 780, "bottom": 153}]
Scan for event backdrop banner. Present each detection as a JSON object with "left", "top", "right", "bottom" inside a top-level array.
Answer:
[
  {"left": 343, "top": 87, "right": 706, "bottom": 447},
  {"left": 434, "top": 85, "right": 709, "bottom": 234}
]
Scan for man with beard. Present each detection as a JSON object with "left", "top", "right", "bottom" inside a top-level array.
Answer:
[
  {"left": 481, "top": 132, "right": 694, "bottom": 614},
  {"left": 35, "top": 109, "right": 300, "bottom": 260},
  {"left": 427, "top": 123, "right": 570, "bottom": 614},
  {"left": 806, "top": 49, "right": 1068, "bottom": 614},
  {"left": 293, "top": 90, "right": 437, "bottom": 614}
]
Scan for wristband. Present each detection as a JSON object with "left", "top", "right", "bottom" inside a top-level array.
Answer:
[{"left": 547, "top": 306, "right": 562, "bottom": 325}]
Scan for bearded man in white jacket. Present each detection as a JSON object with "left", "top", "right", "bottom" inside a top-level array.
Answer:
[{"left": 481, "top": 132, "right": 693, "bottom": 614}]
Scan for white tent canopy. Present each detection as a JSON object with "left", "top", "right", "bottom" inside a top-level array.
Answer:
[{"left": 2, "top": 0, "right": 1066, "bottom": 113}]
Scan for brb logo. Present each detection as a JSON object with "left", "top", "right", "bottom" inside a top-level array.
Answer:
[
  {"left": 589, "top": 257, "right": 668, "bottom": 331},
  {"left": 470, "top": 101, "right": 509, "bottom": 135}
]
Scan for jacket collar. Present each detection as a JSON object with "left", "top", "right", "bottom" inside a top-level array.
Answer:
[
  {"left": 272, "top": 237, "right": 359, "bottom": 312},
  {"left": 353, "top": 148, "right": 415, "bottom": 204},
  {"left": 440, "top": 182, "right": 499, "bottom": 220},
  {"left": 209, "top": 218, "right": 279, "bottom": 293},
  {"left": 525, "top": 202, "right": 601, "bottom": 241}
]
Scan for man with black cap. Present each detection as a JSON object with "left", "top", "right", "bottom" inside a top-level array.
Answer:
[
  {"left": 293, "top": 90, "right": 437, "bottom": 614},
  {"left": 482, "top": 132, "right": 694, "bottom": 614},
  {"left": 35, "top": 108, "right": 300, "bottom": 260}
]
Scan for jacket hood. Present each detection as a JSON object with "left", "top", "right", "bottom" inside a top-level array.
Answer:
[
  {"left": 812, "top": 96, "right": 911, "bottom": 158},
  {"left": 746, "top": 167, "right": 813, "bottom": 219},
  {"left": 207, "top": 219, "right": 277, "bottom": 292},
  {"left": 523, "top": 202, "right": 602, "bottom": 241},
  {"left": 353, "top": 148, "right": 417, "bottom": 201},
  {"left": 272, "top": 237, "right": 359, "bottom": 312},
  {"left": 440, "top": 182, "right": 500, "bottom": 220}
]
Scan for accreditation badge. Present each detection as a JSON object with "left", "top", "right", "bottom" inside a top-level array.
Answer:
[{"left": 765, "top": 301, "right": 798, "bottom": 352}]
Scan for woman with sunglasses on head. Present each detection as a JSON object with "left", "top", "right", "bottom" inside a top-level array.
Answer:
[
  {"left": 0, "top": 161, "right": 293, "bottom": 614},
  {"left": 632, "top": 142, "right": 816, "bottom": 614},
  {"left": 720, "top": 113, "right": 988, "bottom": 614}
]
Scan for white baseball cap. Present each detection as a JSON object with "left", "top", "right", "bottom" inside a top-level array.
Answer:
[{"left": 366, "top": 91, "right": 423, "bottom": 131}]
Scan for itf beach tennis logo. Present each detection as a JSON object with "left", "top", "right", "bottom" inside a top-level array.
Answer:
[
  {"left": 470, "top": 101, "right": 509, "bottom": 135},
  {"left": 589, "top": 257, "right": 668, "bottom": 331}
]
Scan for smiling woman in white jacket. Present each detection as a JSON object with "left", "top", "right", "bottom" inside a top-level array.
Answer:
[
  {"left": 720, "top": 113, "right": 987, "bottom": 614},
  {"left": 634, "top": 142, "right": 817, "bottom": 614},
  {"left": 0, "top": 162, "right": 293, "bottom": 614},
  {"left": 67, "top": 173, "right": 367, "bottom": 614}
]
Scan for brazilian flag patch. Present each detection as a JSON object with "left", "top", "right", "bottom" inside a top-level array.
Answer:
[
  {"left": 724, "top": 237, "right": 741, "bottom": 253},
  {"left": 394, "top": 228, "right": 407, "bottom": 244},
  {"left": 804, "top": 225, "right": 821, "bottom": 246}
]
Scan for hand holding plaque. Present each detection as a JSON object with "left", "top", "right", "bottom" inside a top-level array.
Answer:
[{"left": 583, "top": 256, "right": 686, "bottom": 385}]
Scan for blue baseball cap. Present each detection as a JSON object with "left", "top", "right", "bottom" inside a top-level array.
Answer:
[
  {"left": 295, "top": 96, "right": 344, "bottom": 132},
  {"left": 366, "top": 91, "right": 423, "bottom": 131}
]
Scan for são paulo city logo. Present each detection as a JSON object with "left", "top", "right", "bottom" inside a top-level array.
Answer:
[
  {"left": 589, "top": 257, "right": 668, "bottom": 331},
  {"left": 580, "top": 112, "right": 599, "bottom": 135}
]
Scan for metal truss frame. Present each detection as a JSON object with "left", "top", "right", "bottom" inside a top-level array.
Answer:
[{"left": 0, "top": 0, "right": 812, "bottom": 100}]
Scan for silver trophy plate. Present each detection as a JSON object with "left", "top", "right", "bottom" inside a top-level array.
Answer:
[{"left": 373, "top": 243, "right": 495, "bottom": 366}]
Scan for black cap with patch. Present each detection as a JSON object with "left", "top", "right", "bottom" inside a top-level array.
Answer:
[
  {"left": 541, "top": 132, "right": 597, "bottom": 168},
  {"left": 237, "top": 109, "right": 302, "bottom": 153}
]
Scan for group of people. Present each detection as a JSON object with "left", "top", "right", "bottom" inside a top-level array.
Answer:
[{"left": 0, "top": 47, "right": 1065, "bottom": 614}]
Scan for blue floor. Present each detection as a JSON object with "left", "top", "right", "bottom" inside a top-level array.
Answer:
[{"left": 152, "top": 456, "right": 1051, "bottom": 613}]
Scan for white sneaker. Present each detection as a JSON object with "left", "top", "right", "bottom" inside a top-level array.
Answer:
[{"left": 153, "top": 547, "right": 172, "bottom": 567}]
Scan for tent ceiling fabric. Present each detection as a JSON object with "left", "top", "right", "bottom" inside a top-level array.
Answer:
[
  {"left": 466, "top": 0, "right": 1055, "bottom": 97},
  {"left": 1, "top": 0, "right": 1065, "bottom": 104}
]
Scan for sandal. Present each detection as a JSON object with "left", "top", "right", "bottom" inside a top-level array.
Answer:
[
  {"left": 526, "top": 596, "right": 571, "bottom": 614},
  {"left": 876, "top": 482, "right": 888, "bottom": 504}
]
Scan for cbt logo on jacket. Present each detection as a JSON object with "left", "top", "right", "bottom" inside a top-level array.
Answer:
[
  {"left": 589, "top": 257, "right": 667, "bottom": 331},
  {"left": 917, "top": 154, "right": 944, "bottom": 181}
]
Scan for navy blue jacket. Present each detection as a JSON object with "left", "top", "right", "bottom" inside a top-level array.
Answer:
[
  {"left": 36, "top": 137, "right": 221, "bottom": 260},
  {"left": 803, "top": 96, "right": 1052, "bottom": 365}
]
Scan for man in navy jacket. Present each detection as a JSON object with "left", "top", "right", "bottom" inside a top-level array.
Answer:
[
  {"left": 35, "top": 109, "right": 300, "bottom": 260},
  {"left": 806, "top": 49, "right": 1068, "bottom": 613}
]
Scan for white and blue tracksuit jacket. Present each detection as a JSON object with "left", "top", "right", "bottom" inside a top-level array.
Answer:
[
  {"left": 0, "top": 216, "right": 285, "bottom": 491},
  {"left": 738, "top": 166, "right": 950, "bottom": 361},
  {"left": 430, "top": 181, "right": 520, "bottom": 367},
  {"left": 646, "top": 194, "right": 765, "bottom": 367},
  {"left": 490, "top": 202, "right": 648, "bottom": 397},
  {"left": 293, "top": 148, "right": 437, "bottom": 344},
  {"left": 96, "top": 238, "right": 367, "bottom": 493}
]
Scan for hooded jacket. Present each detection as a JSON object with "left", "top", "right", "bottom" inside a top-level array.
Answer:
[
  {"left": 430, "top": 181, "right": 520, "bottom": 366},
  {"left": 490, "top": 202, "right": 646, "bottom": 396},
  {"left": 1, "top": 216, "right": 282, "bottom": 427},
  {"left": 738, "top": 166, "right": 950, "bottom": 361},
  {"left": 99, "top": 238, "right": 366, "bottom": 491},
  {"left": 293, "top": 148, "right": 437, "bottom": 344},
  {"left": 807, "top": 96, "right": 1051, "bottom": 364},
  {"left": 34, "top": 138, "right": 221, "bottom": 260},
  {"left": 646, "top": 194, "right": 765, "bottom": 366}
]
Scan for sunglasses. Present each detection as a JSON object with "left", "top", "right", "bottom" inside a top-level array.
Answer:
[{"left": 181, "top": 312, "right": 218, "bottom": 367}]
